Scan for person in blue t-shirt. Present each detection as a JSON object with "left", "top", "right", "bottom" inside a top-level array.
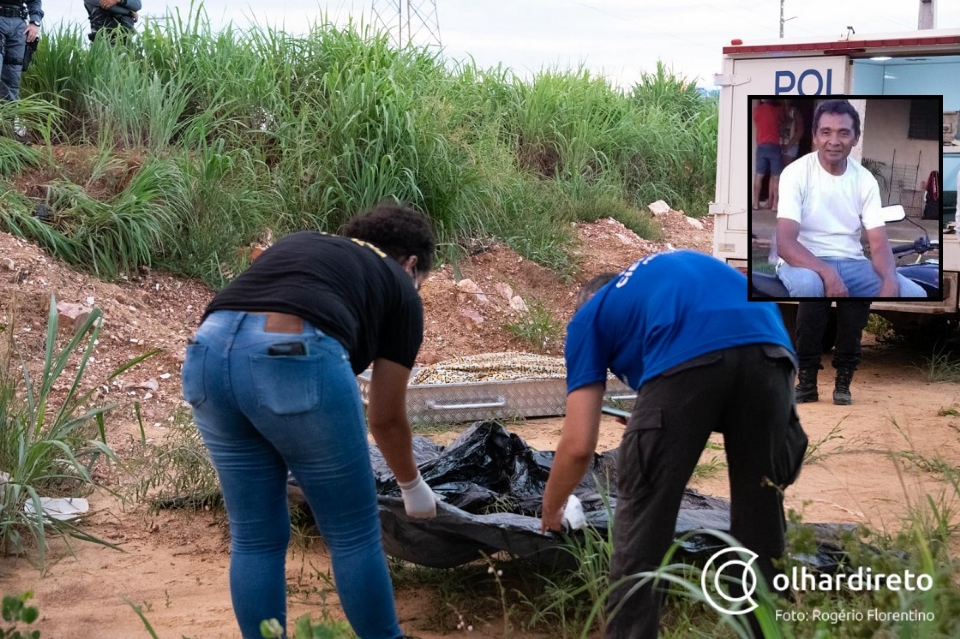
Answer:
[{"left": 540, "top": 250, "right": 808, "bottom": 639}]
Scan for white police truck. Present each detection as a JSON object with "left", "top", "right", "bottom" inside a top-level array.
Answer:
[{"left": 711, "top": 28, "right": 960, "bottom": 327}]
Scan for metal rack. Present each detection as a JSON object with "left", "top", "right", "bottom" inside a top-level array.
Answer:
[{"left": 888, "top": 149, "right": 922, "bottom": 217}]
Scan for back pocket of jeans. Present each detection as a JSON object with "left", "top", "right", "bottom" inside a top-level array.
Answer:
[
  {"left": 250, "top": 355, "right": 322, "bottom": 415},
  {"left": 181, "top": 343, "right": 207, "bottom": 407}
]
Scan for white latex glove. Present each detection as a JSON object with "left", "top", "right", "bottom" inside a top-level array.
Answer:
[
  {"left": 398, "top": 472, "right": 440, "bottom": 519},
  {"left": 561, "top": 494, "right": 586, "bottom": 531}
]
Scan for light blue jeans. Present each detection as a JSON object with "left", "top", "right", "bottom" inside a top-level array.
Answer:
[
  {"left": 777, "top": 258, "right": 927, "bottom": 298},
  {"left": 181, "top": 311, "right": 402, "bottom": 639}
]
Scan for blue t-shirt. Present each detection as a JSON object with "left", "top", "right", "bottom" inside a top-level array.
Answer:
[{"left": 565, "top": 251, "right": 794, "bottom": 392}]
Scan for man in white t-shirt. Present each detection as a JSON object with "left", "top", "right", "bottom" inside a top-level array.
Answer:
[
  {"left": 775, "top": 99, "right": 925, "bottom": 405},
  {"left": 776, "top": 101, "right": 925, "bottom": 299}
]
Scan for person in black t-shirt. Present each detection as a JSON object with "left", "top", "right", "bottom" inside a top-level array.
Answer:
[{"left": 182, "top": 203, "right": 438, "bottom": 639}]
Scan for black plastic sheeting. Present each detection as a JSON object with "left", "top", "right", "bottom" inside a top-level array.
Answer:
[{"left": 292, "top": 420, "right": 851, "bottom": 571}]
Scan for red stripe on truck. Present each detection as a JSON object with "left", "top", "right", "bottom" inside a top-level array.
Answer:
[{"left": 724, "top": 35, "right": 960, "bottom": 54}]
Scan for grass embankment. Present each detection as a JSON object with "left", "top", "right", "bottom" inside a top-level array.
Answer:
[{"left": 1, "top": 8, "right": 716, "bottom": 288}]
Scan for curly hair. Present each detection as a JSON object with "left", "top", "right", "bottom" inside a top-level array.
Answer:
[{"left": 343, "top": 202, "right": 437, "bottom": 272}]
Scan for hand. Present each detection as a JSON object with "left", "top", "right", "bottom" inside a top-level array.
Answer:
[
  {"left": 24, "top": 23, "right": 39, "bottom": 42},
  {"left": 100, "top": 0, "right": 120, "bottom": 8},
  {"left": 820, "top": 269, "right": 849, "bottom": 297},
  {"left": 398, "top": 472, "right": 440, "bottom": 519},
  {"left": 540, "top": 504, "right": 564, "bottom": 534},
  {"left": 878, "top": 279, "right": 899, "bottom": 298}
]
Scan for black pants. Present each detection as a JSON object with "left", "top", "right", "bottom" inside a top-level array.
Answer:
[
  {"left": 606, "top": 344, "right": 804, "bottom": 639},
  {"left": 795, "top": 301, "right": 871, "bottom": 371}
]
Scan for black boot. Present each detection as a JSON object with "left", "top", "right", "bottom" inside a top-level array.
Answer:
[
  {"left": 833, "top": 367, "right": 855, "bottom": 405},
  {"left": 795, "top": 368, "right": 819, "bottom": 403}
]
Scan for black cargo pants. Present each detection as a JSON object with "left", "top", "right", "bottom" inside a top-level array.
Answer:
[
  {"left": 606, "top": 343, "right": 806, "bottom": 639},
  {"left": 796, "top": 300, "right": 872, "bottom": 371}
]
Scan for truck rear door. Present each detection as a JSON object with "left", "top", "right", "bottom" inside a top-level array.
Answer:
[{"left": 713, "top": 56, "right": 848, "bottom": 265}]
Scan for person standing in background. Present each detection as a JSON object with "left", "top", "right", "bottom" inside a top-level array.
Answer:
[
  {"left": 0, "top": 0, "right": 41, "bottom": 102},
  {"left": 780, "top": 99, "right": 804, "bottom": 168},
  {"left": 753, "top": 99, "right": 785, "bottom": 211},
  {"left": 84, "top": 0, "right": 140, "bottom": 43}
]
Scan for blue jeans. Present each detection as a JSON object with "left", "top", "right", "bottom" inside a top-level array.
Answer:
[
  {"left": 181, "top": 311, "right": 402, "bottom": 639},
  {"left": 777, "top": 258, "right": 927, "bottom": 297}
]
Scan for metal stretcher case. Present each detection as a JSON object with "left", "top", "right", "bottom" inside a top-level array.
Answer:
[{"left": 356, "top": 368, "right": 636, "bottom": 424}]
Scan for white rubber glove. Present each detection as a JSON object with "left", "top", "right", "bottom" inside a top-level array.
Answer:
[
  {"left": 398, "top": 472, "right": 440, "bottom": 519},
  {"left": 561, "top": 495, "right": 586, "bottom": 531}
]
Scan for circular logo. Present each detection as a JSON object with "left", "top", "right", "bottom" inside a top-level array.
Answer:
[{"left": 700, "top": 547, "right": 759, "bottom": 615}]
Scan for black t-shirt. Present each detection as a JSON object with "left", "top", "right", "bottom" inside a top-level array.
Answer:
[{"left": 203, "top": 231, "right": 423, "bottom": 374}]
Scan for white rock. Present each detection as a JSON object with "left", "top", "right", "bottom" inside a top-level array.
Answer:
[
  {"left": 493, "top": 282, "right": 515, "bottom": 302},
  {"left": 509, "top": 296, "right": 529, "bottom": 313},
  {"left": 685, "top": 216, "right": 705, "bottom": 230},
  {"left": 459, "top": 308, "right": 484, "bottom": 325},
  {"left": 647, "top": 200, "right": 671, "bottom": 216},
  {"left": 456, "top": 279, "right": 489, "bottom": 304}
]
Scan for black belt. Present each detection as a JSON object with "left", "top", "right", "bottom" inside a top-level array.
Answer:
[{"left": 0, "top": 6, "right": 24, "bottom": 18}]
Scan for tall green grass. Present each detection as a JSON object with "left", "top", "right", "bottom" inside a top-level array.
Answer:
[{"left": 3, "top": 5, "right": 717, "bottom": 286}]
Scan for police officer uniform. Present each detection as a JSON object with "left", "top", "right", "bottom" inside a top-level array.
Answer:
[
  {"left": 83, "top": 0, "right": 141, "bottom": 42},
  {"left": 0, "top": 0, "right": 41, "bottom": 101}
]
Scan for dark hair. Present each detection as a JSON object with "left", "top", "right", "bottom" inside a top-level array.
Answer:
[
  {"left": 576, "top": 272, "right": 618, "bottom": 310},
  {"left": 813, "top": 99, "right": 860, "bottom": 138},
  {"left": 343, "top": 202, "right": 437, "bottom": 273}
]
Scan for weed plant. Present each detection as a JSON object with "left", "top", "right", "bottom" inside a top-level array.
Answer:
[
  {"left": 502, "top": 300, "right": 565, "bottom": 354},
  {"left": 5, "top": 5, "right": 717, "bottom": 288},
  {"left": 921, "top": 348, "right": 960, "bottom": 383},
  {"left": 0, "top": 296, "right": 126, "bottom": 571},
  {"left": 0, "top": 591, "right": 40, "bottom": 639},
  {"left": 127, "top": 408, "right": 221, "bottom": 512}
]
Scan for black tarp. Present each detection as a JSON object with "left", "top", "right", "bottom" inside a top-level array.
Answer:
[{"left": 291, "top": 420, "right": 850, "bottom": 571}]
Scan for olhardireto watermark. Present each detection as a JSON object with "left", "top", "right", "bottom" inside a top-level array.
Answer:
[{"left": 701, "top": 547, "right": 936, "bottom": 623}]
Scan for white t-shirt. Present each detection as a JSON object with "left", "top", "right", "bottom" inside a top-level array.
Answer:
[{"left": 777, "top": 152, "right": 884, "bottom": 260}]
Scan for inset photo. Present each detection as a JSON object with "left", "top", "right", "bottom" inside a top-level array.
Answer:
[{"left": 746, "top": 96, "right": 945, "bottom": 303}]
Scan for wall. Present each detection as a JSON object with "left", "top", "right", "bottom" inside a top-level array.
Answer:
[{"left": 860, "top": 99, "right": 941, "bottom": 209}]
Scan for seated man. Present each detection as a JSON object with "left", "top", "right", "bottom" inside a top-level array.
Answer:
[{"left": 775, "top": 99, "right": 925, "bottom": 298}]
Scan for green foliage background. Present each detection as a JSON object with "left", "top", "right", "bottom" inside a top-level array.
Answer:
[{"left": 1, "top": 7, "right": 717, "bottom": 288}]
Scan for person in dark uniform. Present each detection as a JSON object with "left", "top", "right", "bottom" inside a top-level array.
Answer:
[
  {"left": 0, "top": 0, "right": 41, "bottom": 102},
  {"left": 541, "top": 251, "right": 807, "bottom": 638},
  {"left": 84, "top": 0, "right": 140, "bottom": 42},
  {"left": 181, "top": 203, "right": 439, "bottom": 639}
]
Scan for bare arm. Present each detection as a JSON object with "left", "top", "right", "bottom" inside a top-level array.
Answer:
[
  {"left": 787, "top": 110, "right": 804, "bottom": 147},
  {"left": 366, "top": 358, "right": 418, "bottom": 484},
  {"left": 541, "top": 383, "right": 605, "bottom": 532},
  {"left": 865, "top": 226, "right": 899, "bottom": 297},
  {"left": 776, "top": 218, "right": 849, "bottom": 296}
]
